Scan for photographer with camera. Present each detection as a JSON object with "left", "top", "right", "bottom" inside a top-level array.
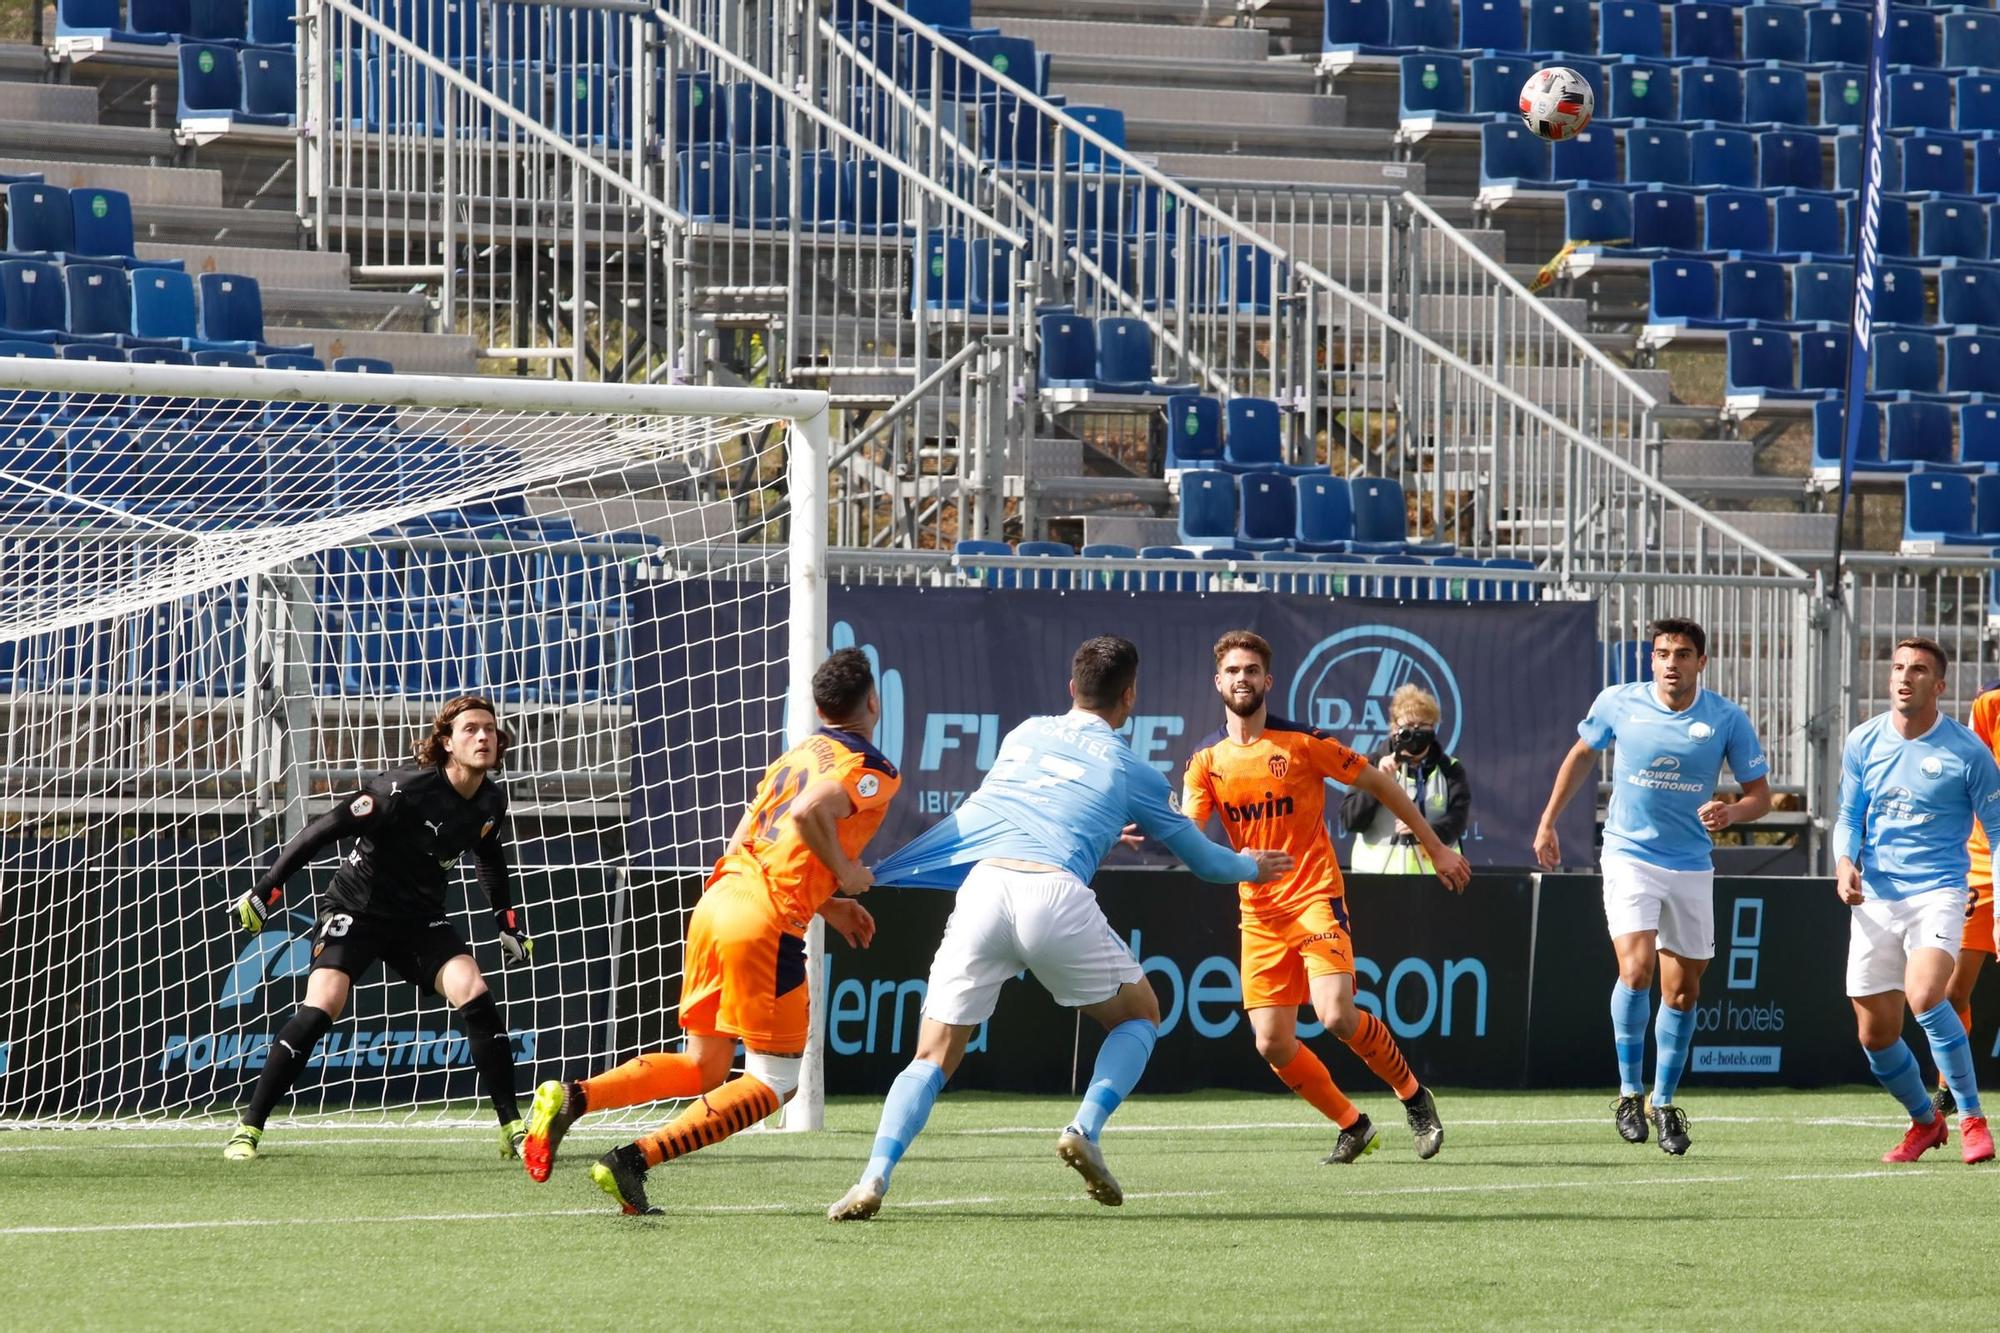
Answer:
[{"left": 1340, "top": 685, "right": 1470, "bottom": 874}]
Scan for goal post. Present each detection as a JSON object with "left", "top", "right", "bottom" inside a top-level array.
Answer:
[{"left": 0, "top": 357, "right": 832, "bottom": 1130}]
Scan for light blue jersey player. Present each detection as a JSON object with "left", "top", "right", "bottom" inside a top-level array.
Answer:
[
  {"left": 829, "top": 636, "right": 1292, "bottom": 1222},
  {"left": 1535, "top": 618, "right": 1772, "bottom": 1156},
  {"left": 1837, "top": 639, "right": 2000, "bottom": 1166}
]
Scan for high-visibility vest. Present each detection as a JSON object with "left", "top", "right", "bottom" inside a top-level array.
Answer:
[{"left": 1350, "top": 759, "right": 1460, "bottom": 874}]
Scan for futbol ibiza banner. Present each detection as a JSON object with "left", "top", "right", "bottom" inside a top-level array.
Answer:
[{"left": 629, "top": 585, "right": 1600, "bottom": 870}]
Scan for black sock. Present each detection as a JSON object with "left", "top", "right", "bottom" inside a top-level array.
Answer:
[
  {"left": 242, "top": 1005, "right": 332, "bottom": 1130},
  {"left": 458, "top": 991, "right": 520, "bottom": 1124}
]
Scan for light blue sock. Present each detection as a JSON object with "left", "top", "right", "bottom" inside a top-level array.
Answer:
[
  {"left": 1916, "top": 1001, "right": 1983, "bottom": 1117},
  {"left": 1610, "top": 983, "right": 1650, "bottom": 1096},
  {"left": 1071, "top": 1019, "right": 1158, "bottom": 1143},
  {"left": 1652, "top": 1002, "right": 1696, "bottom": 1107},
  {"left": 1866, "top": 1040, "right": 1938, "bottom": 1123},
  {"left": 863, "top": 1059, "right": 946, "bottom": 1189}
]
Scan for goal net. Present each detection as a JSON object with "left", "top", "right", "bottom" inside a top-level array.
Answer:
[{"left": 0, "top": 358, "right": 830, "bottom": 1131}]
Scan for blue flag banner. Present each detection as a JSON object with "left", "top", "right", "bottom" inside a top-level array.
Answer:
[{"left": 1834, "top": 0, "right": 1894, "bottom": 563}]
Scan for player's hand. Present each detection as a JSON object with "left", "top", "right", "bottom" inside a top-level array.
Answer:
[
  {"left": 1836, "top": 860, "right": 1865, "bottom": 907},
  {"left": 1431, "top": 847, "right": 1473, "bottom": 893},
  {"left": 1378, "top": 753, "right": 1397, "bottom": 774},
  {"left": 1246, "top": 849, "right": 1295, "bottom": 883},
  {"left": 835, "top": 860, "right": 874, "bottom": 897},
  {"left": 232, "top": 886, "right": 280, "bottom": 933},
  {"left": 1533, "top": 823, "right": 1561, "bottom": 871},
  {"left": 820, "top": 895, "right": 876, "bottom": 948},
  {"left": 1697, "top": 799, "right": 1733, "bottom": 832},
  {"left": 1118, "top": 822, "right": 1146, "bottom": 849},
  {"left": 493, "top": 908, "right": 533, "bottom": 965}
]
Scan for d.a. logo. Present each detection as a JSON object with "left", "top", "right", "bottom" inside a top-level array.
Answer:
[{"left": 1288, "top": 626, "right": 1463, "bottom": 754}]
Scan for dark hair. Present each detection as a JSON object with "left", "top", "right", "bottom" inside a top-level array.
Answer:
[
  {"left": 813, "top": 647, "right": 876, "bottom": 721},
  {"left": 1895, "top": 636, "right": 1949, "bottom": 675},
  {"left": 415, "top": 696, "right": 510, "bottom": 768},
  {"left": 1646, "top": 617, "right": 1707, "bottom": 659},
  {"left": 1072, "top": 635, "right": 1140, "bottom": 709},
  {"left": 1213, "top": 630, "right": 1273, "bottom": 670}
]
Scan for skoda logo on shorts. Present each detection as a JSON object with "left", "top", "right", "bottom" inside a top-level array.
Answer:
[
  {"left": 1287, "top": 625, "right": 1463, "bottom": 754},
  {"left": 1921, "top": 756, "right": 1944, "bottom": 778}
]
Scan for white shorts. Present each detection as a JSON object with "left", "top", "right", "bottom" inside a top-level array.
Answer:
[
  {"left": 921, "top": 862, "right": 1144, "bottom": 1026},
  {"left": 1846, "top": 889, "right": 1969, "bottom": 997},
  {"left": 1601, "top": 855, "right": 1716, "bottom": 960}
]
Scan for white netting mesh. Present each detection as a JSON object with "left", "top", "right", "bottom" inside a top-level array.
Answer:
[{"left": 0, "top": 363, "right": 817, "bottom": 1127}]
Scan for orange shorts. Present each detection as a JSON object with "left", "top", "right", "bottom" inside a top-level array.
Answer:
[
  {"left": 1964, "top": 881, "right": 1997, "bottom": 956},
  {"left": 677, "top": 875, "right": 810, "bottom": 1051},
  {"left": 1240, "top": 895, "right": 1354, "bottom": 1011}
]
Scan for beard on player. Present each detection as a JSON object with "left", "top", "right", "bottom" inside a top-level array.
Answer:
[{"left": 1223, "top": 677, "right": 1265, "bottom": 718}]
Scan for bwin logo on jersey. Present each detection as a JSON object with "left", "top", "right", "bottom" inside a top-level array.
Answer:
[
  {"left": 1288, "top": 625, "right": 1463, "bottom": 755},
  {"left": 216, "top": 911, "right": 315, "bottom": 1011}
]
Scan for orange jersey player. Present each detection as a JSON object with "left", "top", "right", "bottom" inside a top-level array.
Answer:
[
  {"left": 1933, "top": 680, "right": 2000, "bottom": 1118},
  {"left": 1182, "top": 630, "right": 1471, "bottom": 1164},
  {"left": 520, "top": 647, "right": 899, "bottom": 1213}
]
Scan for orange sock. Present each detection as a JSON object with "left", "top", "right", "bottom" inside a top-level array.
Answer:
[
  {"left": 1344, "top": 1012, "right": 1420, "bottom": 1101},
  {"left": 579, "top": 1052, "right": 708, "bottom": 1114},
  {"left": 635, "top": 1074, "right": 781, "bottom": 1167},
  {"left": 1272, "top": 1044, "right": 1359, "bottom": 1129}
]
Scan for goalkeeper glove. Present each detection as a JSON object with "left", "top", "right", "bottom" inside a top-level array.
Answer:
[
  {"left": 233, "top": 886, "right": 281, "bottom": 933},
  {"left": 493, "top": 908, "right": 532, "bottom": 965}
]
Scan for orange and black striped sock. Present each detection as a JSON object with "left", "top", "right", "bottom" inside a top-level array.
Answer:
[
  {"left": 1271, "top": 1044, "right": 1359, "bottom": 1130},
  {"left": 580, "top": 1053, "right": 708, "bottom": 1114},
  {"left": 635, "top": 1075, "right": 781, "bottom": 1167},
  {"left": 1343, "top": 1012, "right": 1420, "bottom": 1101}
]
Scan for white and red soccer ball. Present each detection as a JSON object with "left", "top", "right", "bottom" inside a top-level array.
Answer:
[{"left": 1520, "top": 66, "right": 1595, "bottom": 142}]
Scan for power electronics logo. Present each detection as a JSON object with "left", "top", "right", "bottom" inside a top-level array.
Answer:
[{"left": 1287, "top": 625, "right": 1463, "bottom": 754}]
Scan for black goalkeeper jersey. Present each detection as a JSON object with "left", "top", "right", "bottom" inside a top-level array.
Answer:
[{"left": 254, "top": 765, "right": 512, "bottom": 921}]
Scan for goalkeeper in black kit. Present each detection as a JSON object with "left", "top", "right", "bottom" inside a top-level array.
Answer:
[{"left": 222, "top": 696, "right": 532, "bottom": 1161}]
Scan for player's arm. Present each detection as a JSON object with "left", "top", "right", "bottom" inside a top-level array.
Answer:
[
  {"left": 1964, "top": 749, "right": 2000, "bottom": 868},
  {"left": 231, "top": 795, "right": 374, "bottom": 931},
  {"left": 1348, "top": 765, "right": 1472, "bottom": 891},
  {"left": 1833, "top": 735, "right": 1867, "bottom": 905},
  {"left": 1535, "top": 738, "right": 1601, "bottom": 871},
  {"left": 787, "top": 777, "right": 874, "bottom": 896},
  {"left": 1127, "top": 764, "right": 1292, "bottom": 884},
  {"left": 472, "top": 814, "right": 531, "bottom": 964},
  {"left": 1336, "top": 748, "right": 1389, "bottom": 832},
  {"left": 1700, "top": 708, "right": 1774, "bottom": 832}
]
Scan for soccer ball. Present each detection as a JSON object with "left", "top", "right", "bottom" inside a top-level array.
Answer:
[{"left": 1519, "top": 67, "right": 1594, "bottom": 142}]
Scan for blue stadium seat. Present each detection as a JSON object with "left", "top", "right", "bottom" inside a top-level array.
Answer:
[
  {"left": 1941, "top": 267, "right": 2000, "bottom": 330},
  {"left": 1388, "top": 0, "right": 1455, "bottom": 51},
  {"left": 1679, "top": 61, "right": 1743, "bottom": 125},
  {"left": 1946, "top": 11, "right": 2000, "bottom": 75},
  {"left": 968, "top": 238, "right": 1019, "bottom": 316},
  {"left": 1744, "top": 67, "right": 1809, "bottom": 131},
  {"left": 793, "top": 153, "right": 840, "bottom": 231},
  {"left": 1742, "top": 5, "right": 1808, "bottom": 65},
  {"left": 1234, "top": 471, "right": 1296, "bottom": 552},
  {"left": 1224, "top": 396, "right": 1314, "bottom": 475},
  {"left": 1811, "top": 399, "right": 1894, "bottom": 477},
  {"left": 1293, "top": 474, "right": 1354, "bottom": 553},
  {"left": 1038, "top": 312, "right": 1095, "bottom": 389},
  {"left": 184, "top": 0, "right": 248, "bottom": 44},
  {"left": 1177, "top": 470, "right": 1237, "bottom": 548},
  {"left": 1482, "top": 122, "right": 1570, "bottom": 194},
  {"left": 556, "top": 71, "right": 622, "bottom": 146},
  {"left": 1799, "top": 327, "right": 1851, "bottom": 395},
  {"left": 1648, "top": 258, "right": 1722, "bottom": 327},
  {"left": 1600, "top": 2, "right": 1666, "bottom": 59},
  {"left": 1920, "top": 198, "right": 1987, "bottom": 261},
  {"left": 1808, "top": 7, "right": 1870, "bottom": 68},
  {"left": 1553, "top": 126, "right": 1618, "bottom": 186},
  {"left": 981, "top": 97, "right": 1048, "bottom": 168},
  {"left": 1095, "top": 317, "right": 1190, "bottom": 394},
  {"left": 58, "top": 342, "right": 126, "bottom": 364},
  {"left": 1164, "top": 393, "right": 1222, "bottom": 471},
  {"left": 731, "top": 149, "right": 788, "bottom": 229},
  {"left": 840, "top": 159, "right": 900, "bottom": 234},
  {"left": 1631, "top": 187, "right": 1700, "bottom": 252},
  {"left": 197, "top": 272, "right": 307, "bottom": 354},
  {"left": 1705, "top": 192, "right": 1774, "bottom": 256},
  {"left": 1399, "top": 54, "right": 1472, "bottom": 122},
  {"left": 1607, "top": 58, "right": 1675, "bottom": 125},
  {"left": 1673, "top": 4, "right": 1738, "bottom": 62},
  {"left": 57, "top": 0, "right": 171, "bottom": 45},
  {"left": 1760, "top": 133, "right": 1823, "bottom": 192},
  {"left": 1792, "top": 261, "right": 1854, "bottom": 323},
  {"left": 249, "top": 0, "right": 295, "bottom": 47},
  {"left": 1726, "top": 328, "right": 1805, "bottom": 400},
  {"left": 180, "top": 45, "right": 279, "bottom": 128},
  {"left": 1890, "top": 71, "right": 1954, "bottom": 136},
  {"left": 1529, "top": 0, "right": 1595, "bottom": 58},
  {"left": 1721, "top": 261, "right": 1792, "bottom": 325},
  {"left": 1890, "top": 402, "right": 1972, "bottom": 467},
  {"left": 724, "top": 82, "right": 777, "bottom": 149},
  {"left": 1903, "top": 132, "right": 1970, "bottom": 195},
  {"left": 1981, "top": 140, "right": 2000, "bottom": 197},
  {"left": 1776, "top": 192, "right": 1846, "bottom": 259},
  {"left": 0, "top": 423, "right": 59, "bottom": 517},
  {"left": 1904, "top": 472, "right": 1986, "bottom": 548},
  {"left": 1874, "top": 332, "right": 1943, "bottom": 397},
  {"left": 1847, "top": 200, "right": 1915, "bottom": 265},
  {"left": 68, "top": 187, "right": 175, "bottom": 271},
  {"left": 1875, "top": 262, "right": 1927, "bottom": 327},
  {"left": 1222, "top": 239, "right": 1281, "bottom": 315},
  {"left": 240, "top": 45, "right": 295, "bottom": 125},
  {"left": 1127, "top": 544, "right": 1198, "bottom": 593},
  {"left": 1627, "top": 126, "right": 1692, "bottom": 188},
  {"left": 1945, "top": 334, "right": 2000, "bottom": 397},
  {"left": 1470, "top": 55, "right": 1536, "bottom": 116},
  {"left": 1060, "top": 105, "right": 1125, "bottom": 172},
  {"left": 1077, "top": 543, "right": 1138, "bottom": 592},
  {"left": 1888, "top": 6, "right": 1941, "bottom": 72},
  {"left": 1822, "top": 69, "right": 1867, "bottom": 132},
  {"left": 666, "top": 72, "right": 715, "bottom": 151},
  {"left": 1351, "top": 476, "right": 1454, "bottom": 556},
  {"left": 61, "top": 423, "right": 135, "bottom": 509},
  {"left": 1838, "top": 132, "right": 1905, "bottom": 194},
  {"left": 1690, "top": 128, "right": 1757, "bottom": 191},
  {"left": 63, "top": 264, "right": 141, "bottom": 345},
  {"left": 1566, "top": 187, "right": 1633, "bottom": 247},
  {"left": 1322, "top": 0, "right": 1393, "bottom": 53},
  {"left": 961, "top": 34, "right": 1039, "bottom": 103},
  {"left": 1958, "top": 75, "right": 2000, "bottom": 137},
  {"left": 0, "top": 259, "right": 74, "bottom": 342},
  {"left": 1459, "top": 0, "right": 1526, "bottom": 54},
  {"left": 1961, "top": 403, "right": 2000, "bottom": 468},
  {"left": 676, "top": 146, "right": 731, "bottom": 222},
  {"left": 5, "top": 182, "right": 71, "bottom": 259}
]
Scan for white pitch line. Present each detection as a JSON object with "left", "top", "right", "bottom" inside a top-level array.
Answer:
[{"left": 1334, "top": 1165, "right": 1945, "bottom": 1200}]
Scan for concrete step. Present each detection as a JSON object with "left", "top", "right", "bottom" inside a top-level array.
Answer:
[
  {"left": 131, "top": 202, "right": 301, "bottom": 248},
  {"left": 1051, "top": 81, "right": 1344, "bottom": 131},
  {"left": 0, "top": 118, "right": 176, "bottom": 167},
  {"left": 137, "top": 241, "right": 349, "bottom": 290},
  {"left": 281, "top": 326, "right": 478, "bottom": 376},
  {"left": 1082, "top": 513, "right": 1181, "bottom": 547},
  {"left": 1162, "top": 151, "right": 1421, "bottom": 191},
  {"left": 1666, "top": 509, "right": 1838, "bottom": 557},
  {"left": 262, "top": 286, "right": 430, "bottom": 330},
  {"left": 1001, "top": 16, "right": 1273, "bottom": 61},
  {"left": 0, "top": 155, "right": 222, "bottom": 208},
  {"left": 0, "top": 81, "right": 99, "bottom": 125},
  {"left": 1413, "top": 294, "right": 1592, "bottom": 336}
]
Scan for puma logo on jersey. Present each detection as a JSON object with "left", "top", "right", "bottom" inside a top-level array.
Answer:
[
  {"left": 1222, "top": 794, "right": 1295, "bottom": 823},
  {"left": 424, "top": 820, "right": 443, "bottom": 836}
]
